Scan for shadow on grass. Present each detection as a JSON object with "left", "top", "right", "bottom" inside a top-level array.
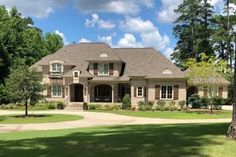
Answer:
[
  {"left": 11, "top": 114, "right": 53, "bottom": 118},
  {"left": 0, "top": 123, "right": 229, "bottom": 157}
]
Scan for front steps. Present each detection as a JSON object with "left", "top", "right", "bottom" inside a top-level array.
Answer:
[{"left": 64, "top": 102, "right": 84, "bottom": 110}]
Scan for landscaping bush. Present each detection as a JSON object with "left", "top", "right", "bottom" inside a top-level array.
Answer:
[
  {"left": 212, "top": 96, "right": 223, "bottom": 110},
  {"left": 169, "top": 101, "right": 176, "bottom": 106},
  {"left": 47, "top": 104, "right": 56, "bottom": 109},
  {"left": 156, "top": 100, "right": 166, "bottom": 107},
  {"left": 199, "top": 97, "right": 209, "bottom": 109},
  {"left": 169, "top": 105, "right": 178, "bottom": 111},
  {"left": 122, "top": 94, "right": 131, "bottom": 109},
  {"left": 164, "top": 106, "right": 170, "bottom": 111},
  {"left": 154, "top": 105, "right": 163, "bottom": 111},
  {"left": 138, "top": 105, "right": 146, "bottom": 111},
  {"left": 56, "top": 102, "right": 65, "bottom": 110},
  {"left": 88, "top": 104, "right": 96, "bottom": 110},
  {"left": 223, "top": 98, "right": 232, "bottom": 105},
  {"left": 146, "top": 101, "right": 154, "bottom": 106},
  {"left": 178, "top": 100, "right": 186, "bottom": 110},
  {"left": 145, "top": 105, "right": 153, "bottom": 111},
  {"left": 188, "top": 94, "right": 201, "bottom": 109},
  {"left": 137, "top": 101, "right": 145, "bottom": 107}
]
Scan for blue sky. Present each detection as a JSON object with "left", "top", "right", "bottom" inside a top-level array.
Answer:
[{"left": 0, "top": 0, "right": 225, "bottom": 58}]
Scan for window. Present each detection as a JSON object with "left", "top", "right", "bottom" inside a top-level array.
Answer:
[
  {"left": 98, "top": 63, "right": 109, "bottom": 75},
  {"left": 51, "top": 63, "right": 62, "bottom": 74},
  {"left": 51, "top": 85, "right": 62, "bottom": 97},
  {"left": 74, "top": 72, "right": 79, "bottom": 78},
  {"left": 161, "top": 85, "right": 173, "bottom": 99},
  {"left": 137, "top": 87, "right": 143, "bottom": 97}
]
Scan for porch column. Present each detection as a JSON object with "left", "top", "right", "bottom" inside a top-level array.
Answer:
[
  {"left": 87, "top": 84, "right": 90, "bottom": 103},
  {"left": 111, "top": 84, "right": 114, "bottom": 103}
]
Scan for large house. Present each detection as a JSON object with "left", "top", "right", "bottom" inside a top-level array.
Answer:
[{"left": 32, "top": 42, "right": 228, "bottom": 107}]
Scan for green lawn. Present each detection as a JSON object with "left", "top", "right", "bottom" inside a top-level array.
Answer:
[
  {"left": 0, "top": 123, "right": 235, "bottom": 157},
  {"left": 0, "top": 114, "right": 83, "bottom": 124},
  {"left": 101, "top": 110, "right": 232, "bottom": 119}
]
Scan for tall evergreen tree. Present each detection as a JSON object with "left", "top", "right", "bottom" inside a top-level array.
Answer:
[{"left": 171, "top": 0, "right": 214, "bottom": 68}]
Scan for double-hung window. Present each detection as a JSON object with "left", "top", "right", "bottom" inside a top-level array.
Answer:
[
  {"left": 51, "top": 63, "right": 62, "bottom": 75},
  {"left": 51, "top": 85, "right": 62, "bottom": 97},
  {"left": 98, "top": 63, "right": 109, "bottom": 75},
  {"left": 161, "top": 85, "right": 173, "bottom": 99},
  {"left": 137, "top": 87, "right": 143, "bottom": 97}
]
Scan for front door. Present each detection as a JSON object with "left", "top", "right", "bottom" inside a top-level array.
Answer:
[{"left": 74, "top": 84, "right": 83, "bottom": 102}]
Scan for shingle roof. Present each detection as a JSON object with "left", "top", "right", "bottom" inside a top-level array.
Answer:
[{"left": 33, "top": 43, "right": 185, "bottom": 79}]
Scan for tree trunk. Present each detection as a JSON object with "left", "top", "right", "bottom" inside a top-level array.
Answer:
[
  {"left": 227, "top": 33, "right": 236, "bottom": 139},
  {"left": 25, "top": 101, "right": 28, "bottom": 116}
]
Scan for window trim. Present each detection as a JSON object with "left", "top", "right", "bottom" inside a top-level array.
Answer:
[
  {"left": 137, "top": 86, "right": 144, "bottom": 97},
  {"left": 98, "top": 63, "right": 109, "bottom": 76},
  {"left": 51, "top": 85, "right": 63, "bottom": 98},
  {"left": 50, "top": 63, "right": 62, "bottom": 75},
  {"left": 160, "top": 85, "right": 173, "bottom": 100}
]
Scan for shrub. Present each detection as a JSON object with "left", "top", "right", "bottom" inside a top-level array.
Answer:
[
  {"left": 211, "top": 96, "right": 223, "bottom": 110},
  {"left": 47, "top": 104, "right": 56, "bottom": 109},
  {"left": 223, "top": 98, "right": 232, "bottom": 105},
  {"left": 182, "top": 106, "right": 189, "bottom": 110},
  {"left": 88, "top": 104, "right": 96, "bottom": 110},
  {"left": 188, "top": 94, "right": 201, "bottom": 109},
  {"left": 164, "top": 106, "right": 170, "bottom": 111},
  {"left": 145, "top": 105, "right": 153, "bottom": 111},
  {"left": 138, "top": 105, "right": 146, "bottom": 111},
  {"left": 156, "top": 100, "right": 166, "bottom": 107},
  {"left": 56, "top": 102, "right": 65, "bottom": 110},
  {"left": 122, "top": 94, "right": 131, "bottom": 109},
  {"left": 138, "top": 101, "right": 145, "bottom": 107},
  {"left": 108, "top": 104, "right": 120, "bottom": 110},
  {"left": 146, "top": 101, "right": 154, "bottom": 106},
  {"left": 199, "top": 97, "right": 209, "bottom": 109},
  {"left": 154, "top": 105, "right": 163, "bottom": 111},
  {"left": 178, "top": 100, "right": 186, "bottom": 109},
  {"left": 169, "top": 105, "right": 178, "bottom": 111},
  {"left": 169, "top": 101, "right": 176, "bottom": 106}
]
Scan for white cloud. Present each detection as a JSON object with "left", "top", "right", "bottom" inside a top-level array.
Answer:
[
  {"left": 55, "top": 30, "right": 69, "bottom": 45},
  {"left": 117, "top": 33, "right": 141, "bottom": 48},
  {"left": 85, "top": 14, "right": 115, "bottom": 29},
  {"left": 163, "top": 47, "right": 174, "bottom": 59},
  {"left": 157, "top": 0, "right": 183, "bottom": 24},
  {"left": 119, "top": 17, "right": 170, "bottom": 52},
  {"left": 79, "top": 38, "right": 91, "bottom": 43},
  {"left": 98, "top": 35, "right": 113, "bottom": 47},
  {"left": 75, "top": 0, "right": 154, "bottom": 15},
  {"left": 120, "top": 17, "right": 156, "bottom": 33},
  {"left": 0, "top": 0, "right": 67, "bottom": 18},
  {"left": 222, "top": 3, "right": 236, "bottom": 16}
]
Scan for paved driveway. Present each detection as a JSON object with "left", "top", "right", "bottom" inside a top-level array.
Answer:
[{"left": 0, "top": 110, "right": 231, "bottom": 133}]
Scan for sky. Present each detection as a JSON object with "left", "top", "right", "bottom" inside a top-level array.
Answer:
[{"left": 0, "top": 0, "right": 228, "bottom": 58}]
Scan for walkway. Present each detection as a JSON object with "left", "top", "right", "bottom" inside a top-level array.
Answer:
[{"left": 0, "top": 110, "right": 231, "bottom": 133}]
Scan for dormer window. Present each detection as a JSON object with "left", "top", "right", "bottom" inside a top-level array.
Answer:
[
  {"left": 74, "top": 72, "right": 79, "bottom": 78},
  {"left": 98, "top": 63, "right": 109, "bottom": 75},
  {"left": 51, "top": 63, "right": 62, "bottom": 75}
]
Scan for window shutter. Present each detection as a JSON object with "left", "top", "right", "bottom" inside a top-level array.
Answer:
[
  {"left": 219, "top": 86, "right": 223, "bottom": 97},
  {"left": 134, "top": 87, "right": 136, "bottom": 97},
  {"left": 47, "top": 85, "right": 51, "bottom": 97},
  {"left": 155, "top": 85, "right": 160, "bottom": 100},
  {"left": 203, "top": 87, "right": 208, "bottom": 97},
  {"left": 109, "top": 63, "right": 114, "bottom": 75},
  {"left": 62, "top": 86, "right": 65, "bottom": 98},
  {"left": 144, "top": 86, "right": 147, "bottom": 97},
  {"left": 174, "top": 85, "right": 179, "bottom": 100},
  {"left": 94, "top": 63, "right": 98, "bottom": 75}
]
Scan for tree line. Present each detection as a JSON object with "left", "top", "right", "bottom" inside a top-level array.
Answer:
[{"left": 0, "top": 6, "right": 63, "bottom": 83}]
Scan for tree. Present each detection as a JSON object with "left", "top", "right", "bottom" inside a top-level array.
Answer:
[
  {"left": 172, "top": 0, "right": 214, "bottom": 68},
  {"left": 186, "top": 53, "right": 228, "bottom": 113},
  {"left": 44, "top": 32, "right": 64, "bottom": 55},
  {"left": 2, "top": 65, "right": 44, "bottom": 116},
  {"left": 0, "top": 41, "right": 10, "bottom": 83}
]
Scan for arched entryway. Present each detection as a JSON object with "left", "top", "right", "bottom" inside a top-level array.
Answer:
[
  {"left": 187, "top": 86, "right": 198, "bottom": 98},
  {"left": 70, "top": 84, "right": 83, "bottom": 102},
  {"left": 94, "top": 84, "right": 112, "bottom": 102}
]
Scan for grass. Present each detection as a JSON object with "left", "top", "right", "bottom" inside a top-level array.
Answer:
[
  {"left": 0, "top": 114, "right": 83, "bottom": 124},
  {"left": 0, "top": 123, "right": 235, "bottom": 157},
  {"left": 98, "top": 110, "right": 232, "bottom": 119}
]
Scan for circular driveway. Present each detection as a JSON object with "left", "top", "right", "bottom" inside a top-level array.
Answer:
[{"left": 0, "top": 110, "right": 231, "bottom": 133}]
